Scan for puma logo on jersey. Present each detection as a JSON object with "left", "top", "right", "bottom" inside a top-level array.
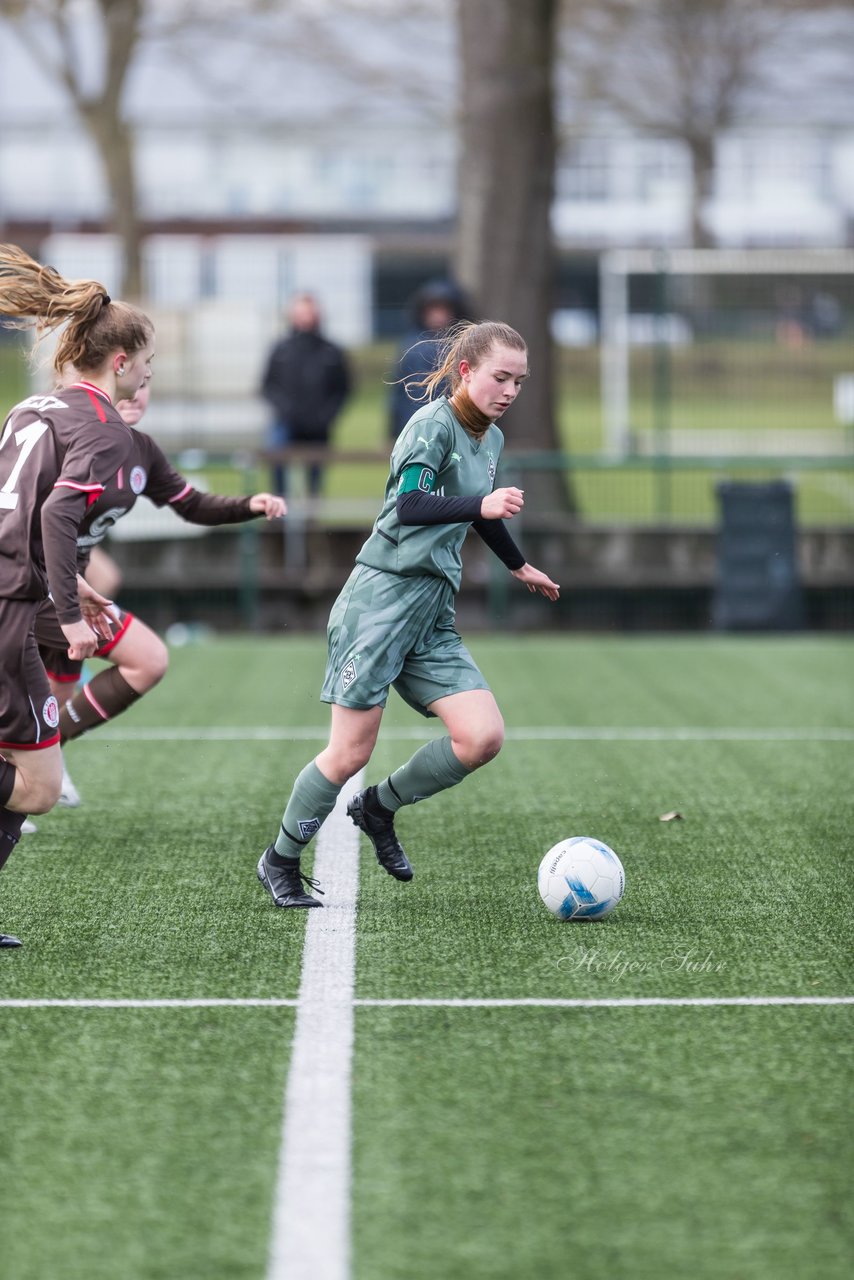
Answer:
[
  {"left": 450, "top": 451, "right": 462, "bottom": 463},
  {"left": 416, "top": 435, "right": 434, "bottom": 446}
]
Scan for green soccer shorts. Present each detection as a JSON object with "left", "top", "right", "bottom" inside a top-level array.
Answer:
[{"left": 320, "top": 564, "right": 490, "bottom": 718}]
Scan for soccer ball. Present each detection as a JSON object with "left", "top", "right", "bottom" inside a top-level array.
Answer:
[{"left": 537, "top": 837, "right": 625, "bottom": 921}]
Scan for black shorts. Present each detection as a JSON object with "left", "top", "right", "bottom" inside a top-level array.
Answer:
[
  {"left": 0, "top": 598, "right": 60, "bottom": 751},
  {"left": 34, "top": 596, "right": 134, "bottom": 684}
]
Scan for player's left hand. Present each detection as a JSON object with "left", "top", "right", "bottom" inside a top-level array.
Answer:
[
  {"left": 511, "top": 563, "right": 560, "bottom": 601},
  {"left": 249, "top": 493, "right": 287, "bottom": 520},
  {"left": 76, "top": 575, "right": 118, "bottom": 642}
]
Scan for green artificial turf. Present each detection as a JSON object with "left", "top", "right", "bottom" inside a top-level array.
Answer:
[
  {"left": 353, "top": 1006, "right": 852, "bottom": 1280},
  {"left": 355, "top": 734, "right": 852, "bottom": 1000},
  {"left": 0, "top": 1009, "right": 292, "bottom": 1280},
  {"left": 1, "top": 635, "right": 852, "bottom": 1279}
]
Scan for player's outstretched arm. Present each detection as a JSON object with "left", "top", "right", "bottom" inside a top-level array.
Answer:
[
  {"left": 248, "top": 493, "right": 287, "bottom": 520},
  {"left": 166, "top": 486, "right": 286, "bottom": 526},
  {"left": 511, "top": 563, "right": 560, "bottom": 601}
]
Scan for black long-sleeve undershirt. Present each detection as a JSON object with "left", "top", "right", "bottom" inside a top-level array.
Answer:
[
  {"left": 471, "top": 517, "right": 526, "bottom": 571},
  {"left": 395, "top": 490, "right": 525, "bottom": 571},
  {"left": 396, "top": 489, "right": 480, "bottom": 525}
]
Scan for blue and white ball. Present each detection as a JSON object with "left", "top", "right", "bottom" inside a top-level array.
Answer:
[{"left": 537, "top": 837, "right": 625, "bottom": 921}]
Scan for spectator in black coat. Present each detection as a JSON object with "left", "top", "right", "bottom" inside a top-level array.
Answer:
[
  {"left": 388, "top": 279, "right": 470, "bottom": 440},
  {"left": 260, "top": 293, "right": 351, "bottom": 496}
]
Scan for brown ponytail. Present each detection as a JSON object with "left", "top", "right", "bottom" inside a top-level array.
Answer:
[{"left": 0, "top": 243, "right": 154, "bottom": 375}]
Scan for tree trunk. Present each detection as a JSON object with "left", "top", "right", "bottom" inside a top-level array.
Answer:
[
  {"left": 455, "top": 0, "right": 573, "bottom": 515},
  {"left": 1, "top": 0, "right": 144, "bottom": 296},
  {"left": 688, "top": 134, "right": 717, "bottom": 249},
  {"left": 81, "top": 107, "right": 143, "bottom": 299}
]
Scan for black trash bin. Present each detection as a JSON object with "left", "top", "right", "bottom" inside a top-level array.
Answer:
[{"left": 713, "top": 480, "right": 805, "bottom": 631}]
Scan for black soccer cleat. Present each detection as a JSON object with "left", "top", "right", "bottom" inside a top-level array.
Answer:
[
  {"left": 257, "top": 848, "right": 324, "bottom": 909},
  {"left": 1, "top": 932, "right": 22, "bottom": 948},
  {"left": 347, "top": 786, "right": 414, "bottom": 881}
]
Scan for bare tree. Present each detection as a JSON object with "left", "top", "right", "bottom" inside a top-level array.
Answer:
[
  {"left": 560, "top": 0, "right": 854, "bottom": 248},
  {"left": 0, "top": 0, "right": 457, "bottom": 297},
  {"left": 456, "top": 0, "right": 571, "bottom": 512},
  {"left": 0, "top": 0, "right": 145, "bottom": 296}
]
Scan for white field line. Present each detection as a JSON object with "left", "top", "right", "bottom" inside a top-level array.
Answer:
[
  {"left": 266, "top": 769, "right": 363, "bottom": 1280},
  {"left": 90, "top": 726, "right": 854, "bottom": 743},
  {"left": 0, "top": 998, "right": 299, "bottom": 1008},
  {"left": 355, "top": 996, "right": 854, "bottom": 1008},
  {"left": 2, "top": 996, "right": 851, "bottom": 1010}
]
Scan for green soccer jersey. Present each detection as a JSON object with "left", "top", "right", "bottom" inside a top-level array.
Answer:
[{"left": 356, "top": 398, "right": 504, "bottom": 591}]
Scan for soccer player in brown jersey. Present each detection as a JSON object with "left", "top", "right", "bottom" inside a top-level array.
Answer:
[
  {"left": 34, "top": 378, "right": 285, "bottom": 806},
  {"left": 0, "top": 243, "right": 155, "bottom": 947}
]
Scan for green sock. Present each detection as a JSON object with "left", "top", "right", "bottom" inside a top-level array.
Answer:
[
  {"left": 377, "top": 736, "right": 472, "bottom": 812},
  {"left": 274, "top": 761, "right": 342, "bottom": 859}
]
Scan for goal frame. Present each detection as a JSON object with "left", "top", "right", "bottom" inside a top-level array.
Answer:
[{"left": 598, "top": 247, "right": 854, "bottom": 457}]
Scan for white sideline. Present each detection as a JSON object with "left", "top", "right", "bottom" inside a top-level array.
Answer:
[
  {"left": 2, "top": 996, "right": 851, "bottom": 1009},
  {"left": 91, "top": 725, "right": 854, "bottom": 743},
  {"left": 266, "top": 770, "right": 363, "bottom": 1280},
  {"left": 355, "top": 996, "right": 854, "bottom": 1008}
]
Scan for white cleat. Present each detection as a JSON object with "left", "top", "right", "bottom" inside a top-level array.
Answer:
[
  {"left": 58, "top": 756, "right": 82, "bottom": 808},
  {"left": 21, "top": 819, "right": 37, "bottom": 834}
]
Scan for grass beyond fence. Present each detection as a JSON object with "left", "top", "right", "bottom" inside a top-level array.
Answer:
[
  {"left": 3, "top": 338, "right": 852, "bottom": 524},
  {"left": 190, "top": 450, "right": 854, "bottom": 527}
]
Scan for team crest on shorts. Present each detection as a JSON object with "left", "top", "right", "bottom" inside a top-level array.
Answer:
[
  {"left": 130, "top": 466, "right": 147, "bottom": 494},
  {"left": 341, "top": 659, "right": 357, "bottom": 690},
  {"left": 43, "top": 695, "right": 60, "bottom": 729},
  {"left": 298, "top": 818, "right": 322, "bottom": 841}
]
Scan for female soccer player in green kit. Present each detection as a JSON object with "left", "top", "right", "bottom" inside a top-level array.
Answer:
[{"left": 257, "top": 320, "right": 560, "bottom": 908}]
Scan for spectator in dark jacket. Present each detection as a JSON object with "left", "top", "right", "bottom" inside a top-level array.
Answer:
[
  {"left": 261, "top": 293, "right": 351, "bottom": 496},
  {"left": 388, "top": 279, "right": 470, "bottom": 439}
]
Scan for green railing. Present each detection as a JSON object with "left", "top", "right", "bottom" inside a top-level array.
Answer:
[
  {"left": 185, "top": 447, "right": 854, "bottom": 529},
  {"left": 499, "top": 451, "right": 854, "bottom": 525},
  {"left": 103, "top": 447, "right": 853, "bottom": 631}
]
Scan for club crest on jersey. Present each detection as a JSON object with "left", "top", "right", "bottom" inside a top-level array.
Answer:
[
  {"left": 43, "top": 696, "right": 60, "bottom": 729},
  {"left": 298, "top": 818, "right": 322, "bottom": 841},
  {"left": 341, "top": 659, "right": 357, "bottom": 690},
  {"left": 130, "top": 466, "right": 147, "bottom": 494},
  {"left": 487, "top": 455, "right": 496, "bottom": 484}
]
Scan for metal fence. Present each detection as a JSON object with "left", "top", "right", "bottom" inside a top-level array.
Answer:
[{"left": 120, "top": 447, "right": 854, "bottom": 536}]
